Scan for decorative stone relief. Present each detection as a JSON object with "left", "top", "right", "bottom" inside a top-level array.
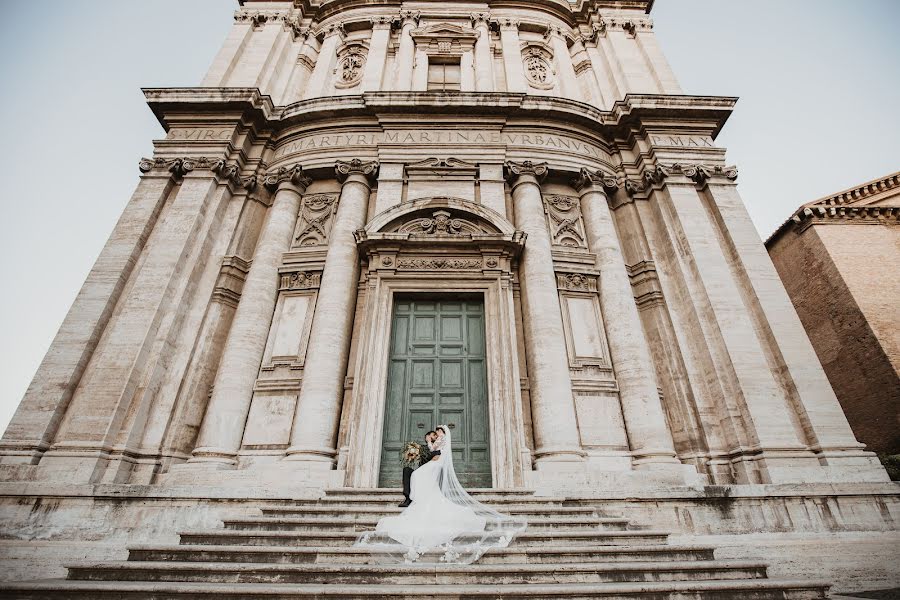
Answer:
[
  {"left": 573, "top": 168, "right": 619, "bottom": 194},
  {"left": 335, "top": 158, "right": 379, "bottom": 183},
  {"left": 543, "top": 195, "right": 588, "bottom": 248},
  {"left": 334, "top": 42, "right": 367, "bottom": 88},
  {"left": 279, "top": 271, "right": 322, "bottom": 290},
  {"left": 234, "top": 9, "right": 290, "bottom": 28},
  {"left": 504, "top": 160, "right": 549, "bottom": 183},
  {"left": 411, "top": 23, "right": 478, "bottom": 58},
  {"left": 293, "top": 193, "right": 339, "bottom": 247},
  {"left": 396, "top": 257, "right": 483, "bottom": 270},
  {"left": 138, "top": 156, "right": 247, "bottom": 185},
  {"left": 521, "top": 44, "right": 555, "bottom": 89},
  {"left": 264, "top": 163, "right": 313, "bottom": 191},
  {"left": 394, "top": 210, "right": 487, "bottom": 236},
  {"left": 556, "top": 272, "right": 599, "bottom": 292}
]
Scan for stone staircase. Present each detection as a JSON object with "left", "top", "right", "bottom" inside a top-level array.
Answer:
[{"left": 0, "top": 488, "right": 832, "bottom": 599}]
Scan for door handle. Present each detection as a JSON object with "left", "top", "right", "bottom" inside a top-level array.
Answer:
[
  {"left": 448, "top": 423, "right": 456, "bottom": 429},
  {"left": 417, "top": 423, "right": 424, "bottom": 429}
]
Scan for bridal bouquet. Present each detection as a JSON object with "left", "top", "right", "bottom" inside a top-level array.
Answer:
[{"left": 400, "top": 441, "right": 423, "bottom": 468}]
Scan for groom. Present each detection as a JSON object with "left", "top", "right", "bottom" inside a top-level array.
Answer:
[{"left": 399, "top": 430, "right": 436, "bottom": 507}]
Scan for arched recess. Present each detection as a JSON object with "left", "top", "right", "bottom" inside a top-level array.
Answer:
[{"left": 341, "top": 197, "right": 531, "bottom": 489}]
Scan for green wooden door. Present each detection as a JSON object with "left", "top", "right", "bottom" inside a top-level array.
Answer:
[{"left": 379, "top": 298, "right": 491, "bottom": 488}]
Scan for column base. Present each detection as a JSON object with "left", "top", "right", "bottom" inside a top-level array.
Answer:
[
  {"left": 282, "top": 445, "right": 337, "bottom": 468},
  {"left": 186, "top": 447, "right": 238, "bottom": 467},
  {"left": 532, "top": 446, "right": 586, "bottom": 467}
]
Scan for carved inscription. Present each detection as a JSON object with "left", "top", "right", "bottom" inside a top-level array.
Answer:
[
  {"left": 650, "top": 135, "right": 714, "bottom": 148},
  {"left": 166, "top": 128, "right": 233, "bottom": 142},
  {"left": 274, "top": 130, "right": 606, "bottom": 159}
]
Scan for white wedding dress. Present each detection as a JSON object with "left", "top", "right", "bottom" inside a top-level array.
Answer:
[{"left": 355, "top": 426, "right": 527, "bottom": 564}]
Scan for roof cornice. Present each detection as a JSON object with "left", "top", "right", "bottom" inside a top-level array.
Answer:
[{"left": 766, "top": 170, "right": 900, "bottom": 246}]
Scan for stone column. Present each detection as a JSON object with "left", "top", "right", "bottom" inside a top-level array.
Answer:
[
  {"left": 190, "top": 165, "right": 311, "bottom": 465},
  {"left": 499, "top": 19, "right": 527, "bottom": 93},
  {"left": 360, "top": 17, "right": 392, "bottom": 92},
  {"left": 546, "top": 25, "right": 580, "bottom": 100},
  {"left": 574, "top": 169, "right": 680, "bottom": 468},
  {"left": 303, "top": 23, "right": 344, "bottom": 100},
  {"left": 471, "top": 13, "right": 495, "bottom": 91},
  {"left": 393, "top": 11, "right": 419, "bottom": 91},
  {"left": 505, "top": 161, "right": 585, "bottom": 466},
  {"left": 284, "top": 159, "right": 379, "bottom": 465},
  {"left": 281, "top": 30, "right": 318, "bottom": 103}
]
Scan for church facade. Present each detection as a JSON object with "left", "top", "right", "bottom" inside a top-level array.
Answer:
[
  {"left": 0, "top": 0, "right": 891, "bottom": 493},
  {"left": 1, "top": 0, "right": 898, "bottom": 588}
]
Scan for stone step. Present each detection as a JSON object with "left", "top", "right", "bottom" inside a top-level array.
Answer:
[
  {"left": 0, "top": 578, "right": 831, "bottom": 599},
  {"left": 301, "top": 495, "right": 572, "bottom": 507},
  {"left": 258, "top": 504, "right": 605, "bottom": 519},
  {"left": 324, "top": 488, "right": 537, "bottom": 496},
  {"left": 177, "top": 529, "right": 670, "bottom": 548},
  {"left": 65, "top": 560, "right": 770, "bottom": 585},
  {"left": 128, "top": 543, "right": 717, "bottom": 565},
  {"left": 222, "top": 516, "right": 627, "bottom": 532}
]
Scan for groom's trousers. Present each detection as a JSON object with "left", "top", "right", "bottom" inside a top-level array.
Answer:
[{"left": 401, "top": 466, "right": 414, "bottom": 502}]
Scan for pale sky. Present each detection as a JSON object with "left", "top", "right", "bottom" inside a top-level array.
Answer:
[{"left": 0, "top": 0, "right": 898, "bottom": 434}]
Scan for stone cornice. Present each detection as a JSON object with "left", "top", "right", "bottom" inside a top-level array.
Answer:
[
  {"left": 622, "top": 162, "right": 738, "bottom": 197},
  {"left": 142, "top": 88, "right": 736, "bottom": 142},
  {"left": 766, "top": 170, "right": 900, "bottom": 247}
]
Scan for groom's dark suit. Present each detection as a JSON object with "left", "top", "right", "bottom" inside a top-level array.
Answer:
[{"left": 400, "top": 443, "right": 433, "bottom": 507}]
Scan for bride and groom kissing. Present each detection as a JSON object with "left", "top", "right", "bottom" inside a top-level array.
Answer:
[
  {"left": 355, "top": 423, "right": 527, "bottom": 565},
  {"left": 399, "top": 426, "right": 445, "bottom": 507}
]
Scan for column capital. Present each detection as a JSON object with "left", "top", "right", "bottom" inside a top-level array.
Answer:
[
  {"left": 504, "top": 160, "right": 548, "bottom": 187},
  {"left": 398, "top": 10, "right": 420, "bottom": 27},
  {"left": 263, "top": 163, "right": 312, "bottom": 193},
  {"left": 369, "top": 15, "right": 393, "bottom": 30},
  {"left": 336, "top": 159, "right": 379, "bottom": 186},
  {"left": 498, "top": 17, "right": 520, "bottom": 31},
  {"left": 573, "top": 168, "right": 619, "bottom": 195},
  {"left": 316, "top": 21, "right": 345, "bottom": 40},
  {"left": 470, "top": 12, "right": 492, "bottom": 28}
]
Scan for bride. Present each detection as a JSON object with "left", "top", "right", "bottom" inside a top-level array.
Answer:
[{"left": 355, "top": 425, "right": 527, "bottom": 564}]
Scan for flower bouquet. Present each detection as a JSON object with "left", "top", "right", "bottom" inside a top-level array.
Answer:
[{"left": 400, "top": 441, "right": 423, "bottom": 469}]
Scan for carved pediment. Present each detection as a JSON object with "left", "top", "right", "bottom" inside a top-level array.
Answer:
[{"left": 411, "top": 22, "right": 478, "bottom": 55}]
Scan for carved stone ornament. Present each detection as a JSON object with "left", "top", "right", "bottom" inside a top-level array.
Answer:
[
  {"left": 234, "top": 10, "right": 290, "bottom": 28},
  {"left": 394, "top": 210, "right": 488, "bottom": 237},
  {"left": 573, "top": 168, "right": 619, "bottom": 193},
  {"left": 504, "top": 160, "right": 549, "bottom": 184},
  {"left": 543, "top": 195, "right": 588, "bottom": 249},
  {"left": 264, "top": 164, "right": 312, "bottom": 192},
  {"left": 666, "top": 163, "right": 738, "bottom": 185},
  {"left": 335, "top": 159, "right": 379, "bottom": 183},
  {"left": 279, "top": 271, "right": 321, "bottom": 290},
  {"left": 396, "top": 257, "right": 483, "bottom": 270},
  {"left": 293, "top": 193, "right": 339, "bottom": 247},
  {"left": 211, "top": 159, "right": 242, "bottom": 187},
  {"left": 521, "top": 44, "right": 555, "bottom": 89},
  {"left": 139, "top": 156, "right": 237, "bottom": 181},
  {"left": 557, "top": 272, "right": 598, "bottom": 292},
  {"left": 334, "top": 42, "right": 367, "bottom": 88}
]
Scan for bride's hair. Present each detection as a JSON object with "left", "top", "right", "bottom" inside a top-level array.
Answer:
[{"left": 435, "top": 426, "right": 446, "bottom": 435}]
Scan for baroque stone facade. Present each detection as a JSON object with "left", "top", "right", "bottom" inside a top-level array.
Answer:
[
  {"left": 0, "top": 0, "right": 897, "bottom": 595},
  {"left": 767, "top": 171, "right": 900, "bottom": 456}
]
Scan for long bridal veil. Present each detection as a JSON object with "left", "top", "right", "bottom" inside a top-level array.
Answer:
[{"left": 355, "top": 425, "right": 527, "bottom": 565}]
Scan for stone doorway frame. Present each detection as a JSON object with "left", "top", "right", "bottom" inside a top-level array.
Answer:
[{"left": 343, "top": 198, "right": 531, "bottom": 488}]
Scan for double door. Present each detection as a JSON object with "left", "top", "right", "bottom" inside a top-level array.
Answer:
[{"left": 378, "top": 297, "right": 491, "bottom": 488}]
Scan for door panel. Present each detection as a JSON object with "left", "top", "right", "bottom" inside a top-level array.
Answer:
[{"left": 379, "top": 297, "right": 491, "bottom": 488}]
